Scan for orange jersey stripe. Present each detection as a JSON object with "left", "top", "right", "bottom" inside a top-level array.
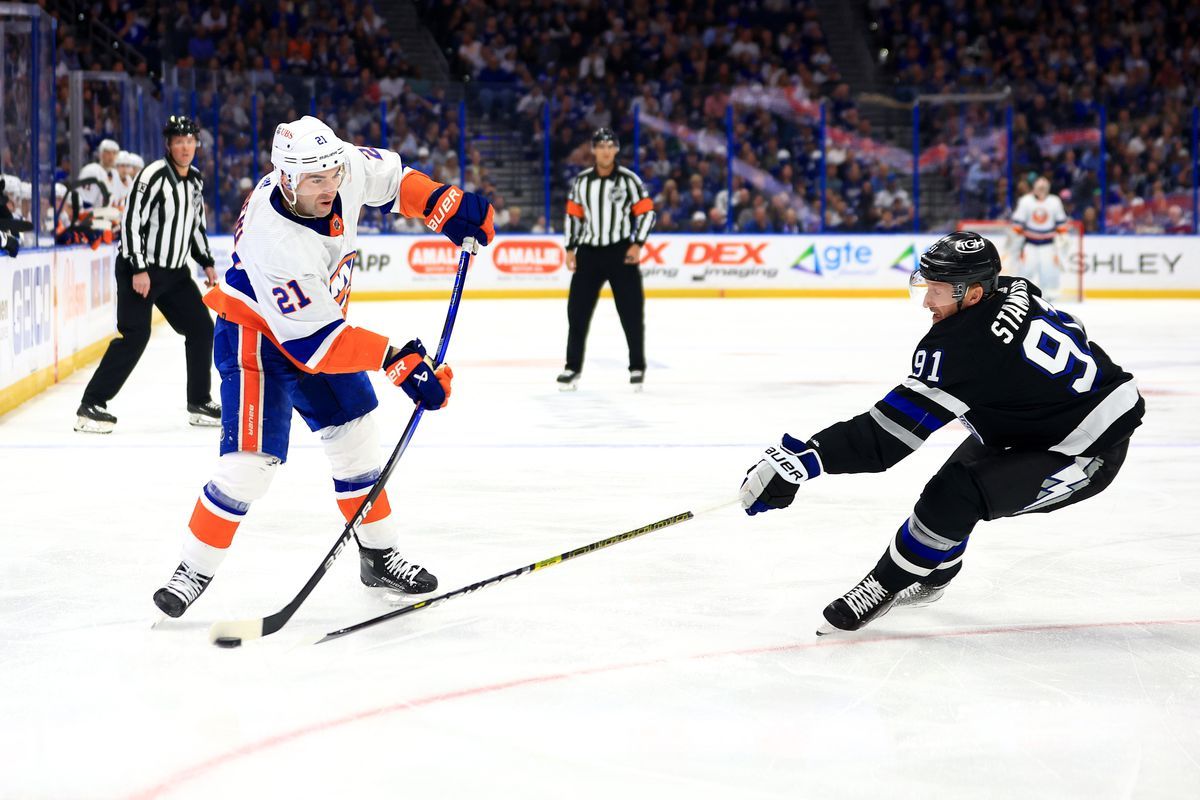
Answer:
[
  {"left": 336, "top": 488, "right": 392, "bottom": 524},
  {"left": 631, "top": 197, "right": 654, "bottom": 216},
  {"left": 239, "top": 328, "right": 263, "bottom": 453},
  {"left": 566, "top": 199, "right": 585, "bottom": 218},
  {"left": 189, "top": 499, "right": 240, "bottom": 548},
  {"left": 312, "top": 326, "right": 389, "bottom": 374}
]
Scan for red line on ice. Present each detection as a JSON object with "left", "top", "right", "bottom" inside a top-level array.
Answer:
[{"left": 128, "top": 616, "right": 1200, "bottom": 799}]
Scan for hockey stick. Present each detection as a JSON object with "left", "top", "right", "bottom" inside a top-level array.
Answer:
[
  {"left": 315, "top": 497, "right": 740, "bottom": 644},
  {"left": 208, "top": 237, "right": 478, "bottom": 647}
]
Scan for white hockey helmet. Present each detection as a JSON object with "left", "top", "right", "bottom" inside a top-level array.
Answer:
[
  {"left": 98, "top": 139, "right": 120, "bottom": 154},
  {"left": 130, "top": 153, "right": 145, "bottom": 169},
  {"left": 271, "top": 116, "right": 348, "bottom": 188},
  {"left": 116, "top": 150, "right": 136, "bottom": 167}
]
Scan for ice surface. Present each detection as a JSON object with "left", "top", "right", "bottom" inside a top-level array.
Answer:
[{"left": 1, "top": 297, "right": 1197, "bottom": 799}]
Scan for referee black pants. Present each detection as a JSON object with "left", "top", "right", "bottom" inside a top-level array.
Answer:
[
  {"left": 565, "top": 241, "right": 645, "bottom": 373},
  {"left": 83, "top": 258, "right": 215, "bottom": 407}
]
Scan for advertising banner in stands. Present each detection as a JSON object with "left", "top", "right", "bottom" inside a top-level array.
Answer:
[
  {"left": 209, "top": 234, "right": 1200, "bottom": 296},
  {"left": 0, "top": 249, "right": 56, "bottom": 395},
  {"left": 0, "top": 245, "right": 118, "bottom": 414}
]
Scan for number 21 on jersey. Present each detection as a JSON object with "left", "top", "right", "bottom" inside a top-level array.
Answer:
[
  {"left": 912, "top": 349, "right": 944, "bottom": 382},
  {"left": 273, "top": 280, "right": 312, "bottom": 314}
]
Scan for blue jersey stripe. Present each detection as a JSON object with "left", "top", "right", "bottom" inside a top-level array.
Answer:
[
  {"left": 883, "top": 390, "right": 948, "bottom": 432},
  {"left": 282, "top": 319, "right": 345, "bottom": 366},
  {"left": 225, "top": 259, "right": 257, "bottom": 301}
]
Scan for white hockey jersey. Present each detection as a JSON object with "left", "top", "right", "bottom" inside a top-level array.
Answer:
[
  {"left": 1011, "top": 193, "right": 1067, "bottom": 242},
  {"left": 206, "top": 144, "right": 429, "bottom": 374},
  {"left": 77, "top": 162, "right": 128, "bottom": 211}
]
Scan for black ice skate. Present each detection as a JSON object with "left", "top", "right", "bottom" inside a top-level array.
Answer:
[
  {"left": 817, "top": 571, "right": 898, "bottom": 635},
  {"left": 359, "top": 547, "right": 438, "bottom": 594},
  {"left": 630, "top": 370, "right": 645, "bottom": 392},
  {"left": 556, "top": 369, "right": 580, "bottom": 391},
  {"left": 187, "top": 400, "right": 222, "bottom": 427},
  {"left": 74, "top": 403, "right": 117, "bottom": 434},
  {"left": 153, "top": 562, "right": 214, "bottom": 618}
]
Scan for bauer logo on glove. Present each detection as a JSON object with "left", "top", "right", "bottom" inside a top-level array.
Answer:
[
  {"left": 740, "top": 434, "right": 823, "bottom": 516},
  {"left": 383, "top": 338, "right": 454, "bottom": 410}
]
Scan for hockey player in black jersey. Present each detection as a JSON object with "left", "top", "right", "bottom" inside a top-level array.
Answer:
[{"left": 740, "top": 231, "right": 1144, "bottom": 635}]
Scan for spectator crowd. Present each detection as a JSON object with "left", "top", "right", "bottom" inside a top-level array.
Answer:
[{"left": 8, "top": 0, "right": 1199, "bottom": 237}]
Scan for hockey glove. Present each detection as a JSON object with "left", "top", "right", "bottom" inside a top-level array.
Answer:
[
  {"left": 424, "top": 184, "right": 495, "bottom": 247},
  {"left": 383, "top": 339, "right": 453, "bottom": 410},
  {"left": 740, "top": 434, "right": 823, "bottom": 516},
  {"left": 0, "top": 230, "right": 17, "bottom": 257}
]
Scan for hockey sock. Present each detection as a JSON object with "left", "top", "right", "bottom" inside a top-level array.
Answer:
[
  {"left": 333, "top": 470, "right": 395, "bottom": 549},
  {"left": 872, "top": 513, "right": 970, "bottom": 593},
  {"left": 188, "top": 481, "right": 248, "bottom": 549}
]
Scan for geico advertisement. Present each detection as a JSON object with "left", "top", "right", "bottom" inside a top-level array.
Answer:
[
  {"left": 205, "top": 234, "right": 1200, "bottom": 292},
  {"left": 0, "top": 250, "right": 56, "bottom": 392}
]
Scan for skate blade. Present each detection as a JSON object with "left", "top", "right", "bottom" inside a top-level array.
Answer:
[
  {"left": 816, "top": 621, "right": 850, "bottom": 636},
  {"left": 557, "top": 383, "right": 579, "bottom": 392},
  {"left": 188, "top": 414, "right": 222, "bottom": 427},
  {"left": 74, "top": 417, "right": 114, "bottom": 433}
]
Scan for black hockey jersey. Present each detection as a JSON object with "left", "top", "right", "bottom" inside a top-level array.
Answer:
[{"left": 810, "top": 277, "right": 1144, "bottom": 474}]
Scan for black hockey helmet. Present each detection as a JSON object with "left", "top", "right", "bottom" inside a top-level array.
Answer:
[
  {"left": 591, "top": 126, "right": 619, "bottom": 147},
  {"left": 163, "top": 114, "right": 200, "bottom": 140},
  {"left": 916, "top": 231, "right": 1001, "bottom": 301}
]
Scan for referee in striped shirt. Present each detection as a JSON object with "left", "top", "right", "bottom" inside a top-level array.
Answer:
[
  {"left": 76, "top": 115, "right": 221, "bottom": 433},
  {"left": 558, "top": 127, "right": 656, "bottom": 391}
]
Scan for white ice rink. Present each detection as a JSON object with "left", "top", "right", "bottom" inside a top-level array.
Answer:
[{"left": 2, "top": 294, "right": 1198, "bottom": 799}]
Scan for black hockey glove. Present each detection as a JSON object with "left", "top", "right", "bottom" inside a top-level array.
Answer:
[{"left": 740, "top": 434, "right": 823, "bottom": 516}]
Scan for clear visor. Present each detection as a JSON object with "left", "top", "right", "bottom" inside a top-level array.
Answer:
[
  {"left": 293, "top": 164, "right": 346, "bottom": 197},
  {"left": 908, "top": 269, "right": 963, "bottom": 306}
]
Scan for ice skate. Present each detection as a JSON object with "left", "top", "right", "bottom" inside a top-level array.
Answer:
[
  {"left": 556, "top": 369, "right": 580, "bottom": 391},
  {"left": 187, "top": 400, "right": 222, "bottom": 427},
  {"left": 817, "top": 571, "right": 897, "bottom": 635},
  {"left": 359, "top": 547, "right": 438, "bottom": 594},
  {"left": 153, "top": 562, "right": 213, "bottom": 618},
  {"left": 74, "top": 403, "right": 117, "bottom": 434},
  {"left": 629, "top": 370, "right": 645, "bottom": 392}
]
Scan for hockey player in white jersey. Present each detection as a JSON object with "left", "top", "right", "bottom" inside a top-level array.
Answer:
[
  {"left": 1011, "top": 177, "right": 1069, "bottom": 297},
  {"left": 152, "top": 115, "right": 495, "bottom": 618},
  {"left": 77, "top": 139, "right": 126, "bottom": 209}
]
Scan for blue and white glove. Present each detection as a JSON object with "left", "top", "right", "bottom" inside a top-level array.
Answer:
[{"left": 740, "top": 434, "right": 823, "bottom": 516}]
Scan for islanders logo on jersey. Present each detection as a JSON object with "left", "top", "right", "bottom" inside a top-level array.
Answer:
[{"left": 329, "top": 251, "right": 356, "bottom": 311}]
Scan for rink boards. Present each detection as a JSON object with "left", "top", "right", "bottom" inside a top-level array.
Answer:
[
  {"left": 205, "top": 232, "right": 1200, "bottom": 299},
  {"left": 2, "top": 233, "right": 1199, "bottom": 415}
]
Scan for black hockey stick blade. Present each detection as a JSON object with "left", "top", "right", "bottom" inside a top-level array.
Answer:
[{"left": 316, "top": 498, "right": 739, "bottom": 644}]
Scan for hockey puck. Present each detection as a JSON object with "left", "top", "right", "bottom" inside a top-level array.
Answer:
[{"left": 214, "top": 637, "right": 242, "bottom": 648}]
